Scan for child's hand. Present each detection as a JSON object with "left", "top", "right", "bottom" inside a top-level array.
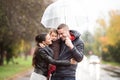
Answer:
[{"left": 39, "top": 43, "right": 45, "bottom": 48}]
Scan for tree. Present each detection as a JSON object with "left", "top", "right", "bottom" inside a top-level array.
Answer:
[
  {"left": 105, "top": 11, "right": 120, "bottom": 62},
  {"left": 107, "top": 11, "right": 120, "bottom": 46},
  {"left": 96, "top": 10, "right": 120, "bottom": 62},
  {"left": 0, "top": 0, "right": 55, "bottom": 65},
  {"left": 82, "top": 31, "right": 94, "bottom": 55},
  {"left": 0, "top": 0, "right": 8, "bottom": 65}
]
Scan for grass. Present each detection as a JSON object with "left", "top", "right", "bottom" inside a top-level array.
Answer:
[
  {"left": 0, "top": 56, "right": 33, "bottom": 80},
  {"left": 102, "top": 60, "right": 120, "bottom": 67}
]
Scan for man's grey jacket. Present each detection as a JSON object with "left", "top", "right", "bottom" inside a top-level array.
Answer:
[{"left": 52, "top": 30, "right": 84, "bottom": 77}]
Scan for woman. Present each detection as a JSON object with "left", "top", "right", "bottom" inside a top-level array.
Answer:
[{"left": 30, "top": 33, "right": 75, "bottom": 80}]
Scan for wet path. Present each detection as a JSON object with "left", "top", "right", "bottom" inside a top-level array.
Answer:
[{"left": 14, "top": 63, "right": 120, "bottom": 80}]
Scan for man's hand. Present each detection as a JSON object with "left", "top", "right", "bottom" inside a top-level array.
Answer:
[
  {"left": 70, "top": 58, "right": 77, "bottom": 64},
  {"left": 65, "top": 37, "right": 74, "bottom": 49}
]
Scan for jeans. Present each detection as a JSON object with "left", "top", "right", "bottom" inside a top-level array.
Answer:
[
  {"left": 51, "top": 76, "right": 75, "bottom": 80},
  {"left": 30, "top": 72, "right": 47, "bottom": 80}
]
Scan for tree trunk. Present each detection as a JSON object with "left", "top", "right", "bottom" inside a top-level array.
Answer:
[{"left": 0, "top": 44, "right": 4, "bottom": 66}]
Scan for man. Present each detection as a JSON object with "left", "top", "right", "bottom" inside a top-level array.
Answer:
[{"left": 51, "top": 24, "right": 84, "bottom": 80}]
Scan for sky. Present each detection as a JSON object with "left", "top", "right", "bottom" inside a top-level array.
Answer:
[
  {"left": 70, "top": 0, "right": 120, "bottom": 34},
  {"left": 41, "top": 0, "right": 120, "bottom": 34}
]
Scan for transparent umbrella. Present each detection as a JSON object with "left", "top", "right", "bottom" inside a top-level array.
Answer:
[{"left": 41, "top": 0, "right": 87, "bottom": 29}]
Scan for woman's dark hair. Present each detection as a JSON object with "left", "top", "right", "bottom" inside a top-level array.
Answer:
[{"left": 35, "top": 33, "right": 47, "bottom": 43}]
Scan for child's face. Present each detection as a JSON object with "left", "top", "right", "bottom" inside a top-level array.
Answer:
[{"left": 50, "top": 32, "right": 58, "bottom": 41}]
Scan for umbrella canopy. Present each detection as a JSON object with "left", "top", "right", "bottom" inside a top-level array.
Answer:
[{"left": 41, "top": 0, "right": 86, "bottom": 29}]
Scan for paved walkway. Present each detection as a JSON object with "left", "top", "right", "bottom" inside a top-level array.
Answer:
[
  {"left": 101, "top": 64, "right": 120, "bottom": 76},
  {"left": 8, "top": 64, "right": 120, "bottom": 80}
]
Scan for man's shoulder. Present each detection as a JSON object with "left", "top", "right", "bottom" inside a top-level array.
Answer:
[{"left": 70, "top": 30, "right": 81, "bottom": 39}]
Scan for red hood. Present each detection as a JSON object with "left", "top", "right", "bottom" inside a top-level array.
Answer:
[{"left": 70, "top": 33, "right": 75, "bottom": 41}]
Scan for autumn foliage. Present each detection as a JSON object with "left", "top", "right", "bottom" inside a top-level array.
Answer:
[{"left": 98, "top": 11, "right": 120, "bottom": 62}]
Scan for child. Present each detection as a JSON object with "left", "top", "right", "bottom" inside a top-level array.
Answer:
[
  {"left": 47, "top": 29, "right": 61, "bottom": 80},
  {"left": 49, "top": 28, "right": 60, "bottom": 59}
]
